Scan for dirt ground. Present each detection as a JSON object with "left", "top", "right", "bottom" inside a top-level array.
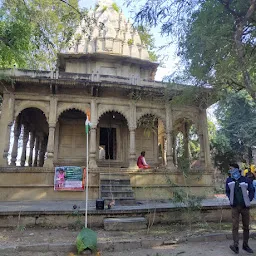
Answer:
[
  {"left": 1, "top": 222, "right": 256, "bottom": 256},
  {"left": 3, "top": 240, "right": 256, "bottom": 256},
  {"left": 0, "top": 222, "right": 232, "bottom": 247}
]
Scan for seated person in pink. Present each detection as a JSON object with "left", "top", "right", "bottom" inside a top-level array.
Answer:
[{"left": 137, "top": 151, "right": 150, "bottom": 169}]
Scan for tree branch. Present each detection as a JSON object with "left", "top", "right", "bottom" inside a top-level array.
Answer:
[
  {"left": 59, "top": 0, "right": 81, "bottom": 16},
  {"left": 217, "top": 0, "right": 242, "bottom": 18}
]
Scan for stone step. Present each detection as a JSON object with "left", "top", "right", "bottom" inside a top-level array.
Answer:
[
  {"left": 101, "top": 185, "right": 133, "bottom": 192},
  {"left": 101, "top": 191, "right": 134, "bottom": 198},
  {"left": 100, "top": 173, "right": 131, "bottom": 180},
  {"left": 104, "top": 198, "right": 136, "bottom": 206},
  {"left": 102, "top": 196, "right": 135, "bottom": 200},
  {"left": 100, "top": 179, "right": 131, "bottom": 185},
  {"left": 104, "top": 217, "right": 147, "bottom": 231}
]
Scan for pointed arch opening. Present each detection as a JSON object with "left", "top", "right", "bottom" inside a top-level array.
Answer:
[
  {"left": 173, "top": 118, "right": 201, "bottom": 170},
  {"left": 55, "top": 109, "right": 87, "bottom": 166},
  {"left": 97, "top": 111, "right": 128, "bottom": 167},
  {"left": 136, "top": 114, "right": 166, "bottom": 167},
  {"left": 9, "top": 107, "right": 49, "bottom": 167}
]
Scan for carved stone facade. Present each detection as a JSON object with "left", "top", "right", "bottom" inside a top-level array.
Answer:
[{"left": 0, "top": 0, "right": 213, "bottom": 201}]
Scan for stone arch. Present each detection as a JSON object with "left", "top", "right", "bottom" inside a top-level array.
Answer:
[
  {"left": 136, "top": 112, "right": 166, "bottom": 166},
  {"left": 136, "top": 110, "right": 166, "bottom": 129},
  {"left": 57, "top": 103, "right": 90, "bottom": 121},
  {"left": 14, "top": 100, "right": 49, "bottom": 121},
  {"left": 173, "top": 116, "right": 201, "bottom": 169},
  {"left": 10, "top": 107, "right": 49, "bottom": 167},
  {"left": 172, "top": 110, "right": 199, "bottom": 130},
  {"left": 97, "top": 105, "right": 130, "bottom": 127}
]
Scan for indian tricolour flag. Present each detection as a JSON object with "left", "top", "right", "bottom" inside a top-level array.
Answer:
[{"left": 85, "top": 110, "right": 91, "bottom": 134}]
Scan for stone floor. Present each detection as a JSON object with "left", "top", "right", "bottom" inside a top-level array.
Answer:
[{"left": 0, "top": 196, "right": 236, "bottom": 214}]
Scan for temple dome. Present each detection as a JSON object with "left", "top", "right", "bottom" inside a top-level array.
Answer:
[{"left": 68, "top": 0, "right": 151, "bottom": 61}]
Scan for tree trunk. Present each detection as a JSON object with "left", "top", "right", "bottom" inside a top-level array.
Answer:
[{"left": 233, "top": 1, "right": 256, "bottom": 100}]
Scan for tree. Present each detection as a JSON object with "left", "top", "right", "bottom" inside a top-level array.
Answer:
[
  {"left": 127, "top": 0, "right": 256, "bottom": 100},
  {"left": 0, "top": 0, "right": 82, "bottom": 69},
  {"left": 212, "top": 90, "right": 256, "bottom": 169}
]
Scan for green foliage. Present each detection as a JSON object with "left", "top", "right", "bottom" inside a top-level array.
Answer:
[
  {"left": 0, "top": 0, "right": 82, "bottom": 69},
  {"left": 168, "top": 84, "right": 214, "bottom": 109},
  {"left": 164, "top": 170, "right": 205, "bottom": 229},
  {"left": 128, "top": 0, "right": 256, "bottom": 99},
  {"left": 189, "top": 124, "right": 200, "bottom": 160},
  {"left": 178, "top": 1, "right": 256, "bottom": 97},
  {"left": 112, "top": 3, "right": 120, "bottom": 13},
  {"left": 102, "top": 6, "right": 108, "bottom": 12},
  {"left": 67, "top": 209, "right": 83, "bottom": 230},
  {"left": 211, "top": 131, "right": 236, "bottom": 172},
  {"left": 212, "top": 90, "right": 256, "bottom": 168},
  {"left": 138, "top": 114, "right": 158, "bottom": 137},
  {"left": 136, "top": 25, "right": 158, "bottom": 61},
  {"left": 0, "top": 4, "right": 33, "bottom": 68},
  {"left": 76, "top": 228, "right": 97, "bottom": 254},
  {"left": 127, "top": 38, "right": 134, "bottom": 46}
]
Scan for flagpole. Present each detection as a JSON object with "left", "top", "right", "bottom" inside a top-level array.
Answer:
[{"left": 85, "top": 128, "right": 89, "bottom": 228}]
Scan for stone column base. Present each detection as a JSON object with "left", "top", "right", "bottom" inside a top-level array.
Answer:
[
  {"left": 89, "top": 158, "right": 98, "bottom": 169},
  {"left": 0, "top": 155, "right": 8, "bottom": 167},
  {"left": 128, "top": 159, "right": 137, "bottom": 169},
  {"left": 44, "top": 153, "right": 54, "bottom": 168}
]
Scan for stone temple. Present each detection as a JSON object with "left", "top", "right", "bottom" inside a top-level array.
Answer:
[{"left": 0, "top": 0, "right": 213, "bottom": 202}]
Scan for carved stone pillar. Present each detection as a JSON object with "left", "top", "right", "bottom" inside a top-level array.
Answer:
[
  {"left": 20, "top": 124, "right": 29, "bottom": 167},
  {"left": 0, "top": 93, "right": 14, "bottom": 166},
  {"left": 28, "top": 131, "right": 35, "bottom": 167},
  {"left": 199, "top": 132, "right": 205, "bottom": 163},
  {"left": 39, "top": 136, "right": 47, "bottom": 167},
  {"left": 183, "top": 122, "right": 190, "bottom": 160},
  {"left": 200, "top": 109, "right": 211, "bottom": 169},
  {"left": 129, "top": 128, "right": 137, "bottom": 168},
  {"left": 89, "top": 99, "right": 98, "bottom": 169},
  {"left": 129, "top": 103, "right": 137, "bottom": 169},
  {"left": 44, "top": 126, "right": 55, "bottom": 168},
  {"left": 89, "top": 127, "right": 97, "bottom": 168},
  {"left": 44, "top": 97, "right": 57, "bottom": 168},
  {"left": 173, "top": 135, "right": 177, "bottom": 166},
  {"left": 33, "top": 136, "right": 39, "bottom": 167},
  {"left": 11, "top": 117, "right": 21, "bottom": 166},
  {"left": 166, "top": 104, "right": 175, "bottom": 170}
]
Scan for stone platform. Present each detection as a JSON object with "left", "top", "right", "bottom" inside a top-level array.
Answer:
[
  {"left": 1, "top": 196, "right": 256, "bottom": 228},
  {"left": 0, "top": 167, "right": 215, "bottom": 201}
]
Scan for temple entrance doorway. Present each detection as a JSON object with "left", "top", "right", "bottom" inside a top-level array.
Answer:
[
  {"left": 97, "top": 111, "right": 128, "bottom": 167},
  {"left": 99, "top": 127, "right": 116, "bottom": 160}
]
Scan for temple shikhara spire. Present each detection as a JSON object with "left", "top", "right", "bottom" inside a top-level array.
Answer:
[{"left": 67, "top": 0, "right": 150, "bottom": 61}]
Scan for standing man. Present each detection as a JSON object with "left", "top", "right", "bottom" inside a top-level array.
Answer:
[{"left": 226, "top": 163, "right": 254, "bottom": 254}]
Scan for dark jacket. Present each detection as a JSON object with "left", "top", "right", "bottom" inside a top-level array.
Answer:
[{"left": 226, "top": 176, "right": 254, "bottom": 207}]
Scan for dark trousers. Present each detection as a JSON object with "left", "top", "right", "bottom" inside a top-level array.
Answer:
[{"left": 232, "top": 206, "right": 250, "bottom": 246}]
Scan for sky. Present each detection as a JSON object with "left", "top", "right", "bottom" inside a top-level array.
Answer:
[{"left": 79, "top": 0, "right": 179, "bottom": 81}]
